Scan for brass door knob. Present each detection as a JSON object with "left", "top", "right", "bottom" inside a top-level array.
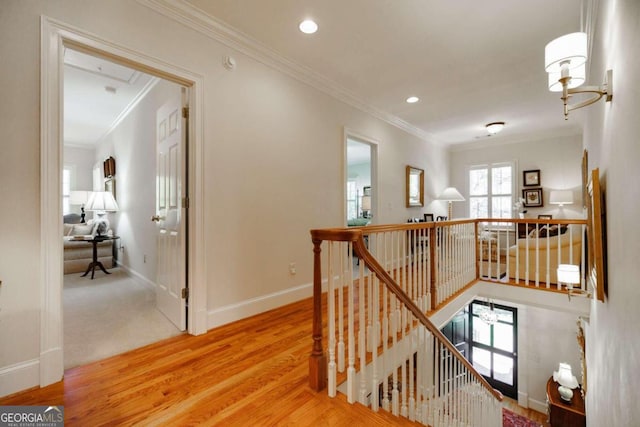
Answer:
[{"left": 151, "top": 215, "right": 161, "bottom": 222}]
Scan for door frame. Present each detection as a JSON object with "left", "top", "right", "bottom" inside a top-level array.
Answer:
[
  {"left": 469, "top": 300, "right": 518, "bottom": 399},
  {"left": 40, "top": 16, "right": 207, "bottom": 387},
  {"left": 343, "top": 128, "right": 378, "bottom": 226}
]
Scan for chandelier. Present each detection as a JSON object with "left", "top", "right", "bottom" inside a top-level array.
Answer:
[{"left": 479, "top": 301, "right": 498, "bottom": 326}]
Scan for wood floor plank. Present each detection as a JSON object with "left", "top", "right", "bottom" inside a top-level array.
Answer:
[
  {"left": 0, "top": 295, "right": 542, "bottom": 426},
  {"left": 0, "top": 298, "right": 419, "bottom": 426}
]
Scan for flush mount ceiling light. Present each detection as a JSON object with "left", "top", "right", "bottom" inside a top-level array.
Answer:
[
  {"left": 406, "top": 96, "right": 420, "bottom": 104},
  {"left": 545, "top": 32, "right": 613, "bottom": 120},
  {"left": 485, "top": 122, "right": 505, "bottom": 135},
  {"left": 299, "top": 19, "right": 318, "bottom": 34}
]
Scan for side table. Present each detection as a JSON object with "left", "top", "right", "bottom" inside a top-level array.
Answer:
[
  {"left": 81, "top": 235, "right": 119, "bottom": 279},
  {"left": 546, "top": 377, "right": 585, "bottom": 427}
]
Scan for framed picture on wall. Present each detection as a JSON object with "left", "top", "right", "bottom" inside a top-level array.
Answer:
[
  {"left": 523, "top": 188, "right": 543, "bottom": 207},
  {"left": 105, "top": 178, "right": 116, "bottom": 200},
  {"left": 523, "top": 169, "right": 541, "bottom": 186}
]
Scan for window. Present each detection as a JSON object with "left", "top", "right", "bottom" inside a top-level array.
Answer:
[
  {"left": 346, "top": 180, "right": 358, "bottom": 220},
  {"left": 469, "top": 162, "right": 514, "bottom": 219}
]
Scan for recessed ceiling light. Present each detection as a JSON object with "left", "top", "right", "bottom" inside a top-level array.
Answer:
[
  {"left": 299, "top": 19, "right": 318, "bottom": 34},
  {"left": 486, "top": 121, "right": 505, "bottom": 135},
  {"left": 406, "top": 96, "right": 420, "bottom": 103}
]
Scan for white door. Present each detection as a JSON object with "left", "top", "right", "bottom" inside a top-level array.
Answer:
[{"left": 154, "top": 88, "right": 187, "bottom": 330}]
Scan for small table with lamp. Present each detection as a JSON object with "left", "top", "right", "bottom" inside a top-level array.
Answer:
[
  {"left": 546, "top": 376, "right": 585, "bottom": 427},
  {"left": 80, "top": 235, "right": 119, "bottom": 279}
]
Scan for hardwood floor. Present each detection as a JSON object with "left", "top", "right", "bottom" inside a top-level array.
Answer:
[
  {"left": 1, "top": 295, "right": 546, "bottom": 426},
  {"left": 0, "top": 297, "right": 418, "bottom": 426}
]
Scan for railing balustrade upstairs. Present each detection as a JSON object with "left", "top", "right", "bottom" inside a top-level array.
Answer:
[{"left": 309, "top": 218, "right": 587, "bottom": 426}]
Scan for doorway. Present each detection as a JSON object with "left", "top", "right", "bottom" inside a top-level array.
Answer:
[
  {"left": 345, "top": 133, "right": 377, "bottom": 226},
  {"left": 62, "top": 47, "right": 186, "bottom": 368},
  {"left": 41, "top": 17, "right": 207, "bottom": 387},
  {"left": 469, "top": 300, "right": 518, "bottom": 399}
]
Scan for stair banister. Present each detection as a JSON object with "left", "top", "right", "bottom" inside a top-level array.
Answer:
[{"left": 351, "top": 233, "right": 504, "bottom": 403}]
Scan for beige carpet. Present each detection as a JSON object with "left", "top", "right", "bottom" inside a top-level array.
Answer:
[{"left": 63, "top": 268, "right": 183, "bottom": 370}]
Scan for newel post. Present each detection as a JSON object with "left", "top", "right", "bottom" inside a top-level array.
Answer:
[{"left": 309, "top": 237, "right": 327, "bottom": 391}]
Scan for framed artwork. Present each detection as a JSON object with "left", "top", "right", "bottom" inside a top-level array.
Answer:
[
  {"left": 586, "top": 168, "right": 606, "bottom": 302},
  {"left": 582, "top": 149, "right": 589, "bottom": 208},
  {"left": 105, "top": 178, "right": 116, "bottom": 200},
  {"left": 523, "top": 169, "right": 541, "bottom": 186},
  {"left": 523, "top": 188, "right": 543, "bottom": 207},
  {"left": 406, "top": 165, "right": 424, "bottom": 207},
  {"left": 103, "top": 156, "right": 116, "bottom": 178},
  {"left": 538, "top": 214, "right": 552, "bottom": 220}
]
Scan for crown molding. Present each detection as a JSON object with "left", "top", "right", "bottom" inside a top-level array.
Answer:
[{"left": 136, "top": 0, "right": 437, "bottom": 144}]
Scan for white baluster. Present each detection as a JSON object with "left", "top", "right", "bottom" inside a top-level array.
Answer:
[
  {"left": 327, "top": 242, "right": 336, "bottom": 397},
  {"left": 358, "top": 259, "right": 367, "bottom": 405},
  {"left": 371, "top": 275, "right": 379, "bottom": 412},
  {"left": 347, "top": 242, "right": 356, "bottom": 403},
  {"left": 337, "top": 244, "right": 345, "bottom": 372}
]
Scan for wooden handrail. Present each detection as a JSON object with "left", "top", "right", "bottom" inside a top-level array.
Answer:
[
  {"left": 310, "top": 217, "right": 587, "bottom": 398},
  {"left": 351, "top": 234, "right": 504, "bottom": 402}
]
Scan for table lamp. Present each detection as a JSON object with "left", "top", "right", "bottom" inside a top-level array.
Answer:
[
  {"left": 85, "top": 191, "right": 119, "bottom": 236},
  {"left": 553, "top": 362, "right": 579, "bottom": 401}
]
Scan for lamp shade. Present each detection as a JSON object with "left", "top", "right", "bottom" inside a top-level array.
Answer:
[
  {"left": 557, "top": 264, "right": 580, "bottom": 285},
  {"left": 437, "top": 187, "right": 465, "bottom": 202},
  {"left": 361, "top": 195, "right": 371, "bottom": 211},
  {"left": 85, "top": 191, "right": 119, "bottom": 212},
  {"left": 554, "top": 363, "right": 579, "bottom": 389},
  {"left": 549, "top": 190, "right": 574, "bottom": 206},
  {"left": 545, "top": 32, "right": 588, "bottom": 73},
  {"left": 69, "top": 190, "right": 90, "bottom": 205}
]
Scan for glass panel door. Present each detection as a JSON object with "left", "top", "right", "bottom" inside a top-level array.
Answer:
[{"left": 469, "top": 300, "right": 518, "bottom": 398}]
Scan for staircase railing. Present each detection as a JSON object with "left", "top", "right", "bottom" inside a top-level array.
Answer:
[{"left": 310, "top": 222, "right": 503, "bottom": 426}]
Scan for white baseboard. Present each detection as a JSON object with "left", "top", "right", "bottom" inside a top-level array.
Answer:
[
  {"left": 0, "top": 359, "right": 40, "bottom": 398},
  {"left": 528, "top": 396, "right": 548, "bottom": 414},
  {"left": 207, "top": 282, "right": 313, "bottom": 329},
  {"left": 116, "top": 262, "right": 156, "bottom": 289}
]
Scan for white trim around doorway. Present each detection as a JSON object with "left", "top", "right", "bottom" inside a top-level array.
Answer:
[{"left": 39, "top": 16, "right": 207, "bottom": 389}]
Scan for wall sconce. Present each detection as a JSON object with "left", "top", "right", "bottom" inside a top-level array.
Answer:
[
  {"left": 545, "top": 32, "right": 613, "bottom": 120},
  {"left": 557, "top": 264, "right": 590, "bottom": 300}
]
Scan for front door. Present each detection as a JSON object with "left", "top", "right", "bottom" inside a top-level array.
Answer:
[
  {"left": 154, "top": 87, "right": 187, "bottom": 330},
  {"left": 469, "top": 300, "right": 518, "bottom": 399}
]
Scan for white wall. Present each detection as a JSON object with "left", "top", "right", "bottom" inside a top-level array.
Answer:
[
  {"left": 0, "top": 0, "right": 448, "bottom": 395},
  {"left": 63, "top": 146, "right": 95, "bottom": 192},
  {"left": 94, "top": 79, "right": 181, "bottom": 282},
  {"left": 520, "top": 305, "right": 582, "bottom": 410},
  {"left": 450, "top": 134, "right": 584, "bottom": 219},
  {"left": 582, "top": 0, "right": 640, "bottom": 425}
]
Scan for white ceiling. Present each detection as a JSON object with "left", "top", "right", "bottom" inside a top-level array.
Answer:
[
  {"left": 184, "top": 0, "right": 586, "bottom": 145},
  {"left": 64, "top": 48, "right": 155, "bottom": 147}
]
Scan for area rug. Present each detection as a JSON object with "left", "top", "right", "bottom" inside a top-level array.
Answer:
[{"left": 503, "top": 408, "right": 543, "bottom": 427}]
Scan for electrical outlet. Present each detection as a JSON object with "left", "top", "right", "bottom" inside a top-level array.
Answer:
[{"left": 289, "top": 262, "right": 296, "bottom": 275}]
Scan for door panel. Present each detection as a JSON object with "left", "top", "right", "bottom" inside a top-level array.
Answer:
[
  {"left": 469, "top": 301, "right": 517, "bottom": 399},
  {"left": 155, "top": 88, "right": 186, "bottom": 331}
]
